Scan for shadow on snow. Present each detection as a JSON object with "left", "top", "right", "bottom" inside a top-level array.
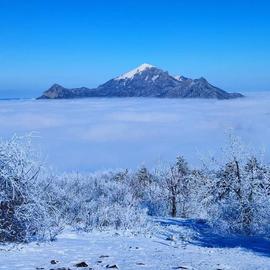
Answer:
[{"left": 156, "top": 218, "right": 270, "bottom": 257}]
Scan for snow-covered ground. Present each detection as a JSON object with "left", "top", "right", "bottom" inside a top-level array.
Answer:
[{"left": 1, "top": 218, "right": 269, "bottom": 270}]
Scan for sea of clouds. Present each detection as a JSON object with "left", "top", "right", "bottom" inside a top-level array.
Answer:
[{"left": 0, "top": 92, "right": 270, "bottom": 172}]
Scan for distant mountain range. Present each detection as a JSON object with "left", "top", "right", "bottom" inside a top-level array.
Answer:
[{"left": 38, "top": 64, "right": 244, "bottom": 100}]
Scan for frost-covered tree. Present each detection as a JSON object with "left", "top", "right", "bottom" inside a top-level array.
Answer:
[
  {"left": 130, "top": 166, "right": 153, "bottom": 200},
  {"left": 130, "top": 166, "right": 167, "bottom": 216},
  {"left": 2, "top": 132, "right": 269, "bottom": 242},
  {"left": 0, "top": 135, "right": 60, "bottom": 242},
  {"left": 113, "top": 169, "right": 129, "bottom": 183},
  {"left": 158, "top": 157, "right": 192, "bottom": 217},
  {"left": 201, "top": 134, "right": 270, "bottom": 235}
]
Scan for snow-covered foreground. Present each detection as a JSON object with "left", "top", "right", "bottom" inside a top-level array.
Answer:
[{"left": 0, "top": 218, "right": 269, "bottom": 270}]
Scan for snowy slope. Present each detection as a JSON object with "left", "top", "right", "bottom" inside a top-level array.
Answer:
[{"left": 0, "top": 218, "right": 269, "bottom": 270}]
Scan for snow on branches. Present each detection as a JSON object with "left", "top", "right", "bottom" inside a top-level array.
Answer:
[{"left": 1, "top": 133, "right": 270, "bottom": 243}]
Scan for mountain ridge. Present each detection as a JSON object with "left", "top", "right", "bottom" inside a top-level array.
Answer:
[{"left": 37, "top": 64, "right": 244, "bottom": 100}]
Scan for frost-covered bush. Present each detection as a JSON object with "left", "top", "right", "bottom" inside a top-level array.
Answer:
[
  {"left": 0, "top": 136, "right": 60, "bottom": 243},
  {"left": 2, "top": 133, "right": 269, "bottom": 241},
  {"left": 52, "top": 171, "right": 150, "bottom": 232}
]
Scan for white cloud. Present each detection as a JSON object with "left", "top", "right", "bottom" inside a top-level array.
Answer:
[{"left": 0, "top": 93, "right": 270, "bottom": 171}]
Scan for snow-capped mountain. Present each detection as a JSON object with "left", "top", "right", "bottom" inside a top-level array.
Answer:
[{"left": 38, "top": 64, "right": 244, "bottom": 99}]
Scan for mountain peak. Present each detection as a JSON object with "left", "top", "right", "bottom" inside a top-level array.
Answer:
[
  {"left": 115, "top": 63, "right": 155, "bottom": 81},
  {"left": 50, "top": 83, "right": 64, "bottom": 89},
  {"left": 138, "top": 63, "right": 155, "bottom": 69}
]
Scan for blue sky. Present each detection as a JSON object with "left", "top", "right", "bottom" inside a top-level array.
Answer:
[{"left": 0, "top": 0, "right": 270, "bottom": 97}]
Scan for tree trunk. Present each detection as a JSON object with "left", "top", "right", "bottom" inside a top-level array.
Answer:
[{"left": 171, "top": 195, "right": 177, "bottom": 217}]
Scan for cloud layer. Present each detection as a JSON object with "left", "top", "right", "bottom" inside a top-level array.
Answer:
[{"left": 0, "top": 92, "right": 270, "bottom": 172}]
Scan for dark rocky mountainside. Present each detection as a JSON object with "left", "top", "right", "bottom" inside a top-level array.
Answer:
[{"left": 37, "top": 64, "right": 244, "bottom": 99}]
